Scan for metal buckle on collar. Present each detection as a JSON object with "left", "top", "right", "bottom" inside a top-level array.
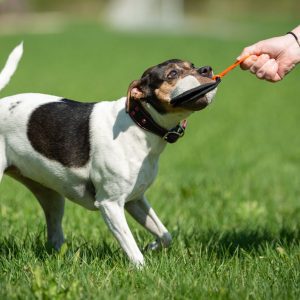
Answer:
[{"left": 163, "top": 122, "right": 186, "bottom": 143}]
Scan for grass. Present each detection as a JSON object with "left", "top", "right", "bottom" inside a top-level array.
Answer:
[{"left": 1, "top": 18, "right": 300, "bottom": 299}]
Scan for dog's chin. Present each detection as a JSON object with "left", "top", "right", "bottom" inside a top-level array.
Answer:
[
  {"left": 176, "top": 88, "right": 217, "bottom": 111},
  {"left": 178, "top": 96, "right": 209, "bottom": 111}
]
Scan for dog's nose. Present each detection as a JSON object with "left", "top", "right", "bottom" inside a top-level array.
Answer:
[{"left": 198, "top": 66, "right": 213, "bottom": 78}]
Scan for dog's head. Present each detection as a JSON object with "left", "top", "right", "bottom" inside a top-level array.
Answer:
[{"left": 126, "top": 59, "right": 217, "bottom": 114}]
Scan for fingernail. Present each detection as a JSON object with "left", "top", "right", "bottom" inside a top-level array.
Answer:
[
  {"left": 250, "top": 66, "right": 256, "bottom": 74},
  {"left": 256, "top": 72, "right": 263, "bottom": 78}
]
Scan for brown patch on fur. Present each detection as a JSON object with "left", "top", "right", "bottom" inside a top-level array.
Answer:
[
  {"left": 182, "top": 61, "right": 193, "bottom": 70},
  {"left": 154, "top": 81, "right": 173, "bottom": 102},
  {"left": 153, "top": 81, "right": 186, "bottom": 113}
]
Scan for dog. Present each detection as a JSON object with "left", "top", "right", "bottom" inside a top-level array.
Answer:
[{"left": 0, "top": 43, "right": 217, "bottom": 266}]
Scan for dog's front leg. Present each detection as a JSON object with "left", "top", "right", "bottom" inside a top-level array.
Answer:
[
  {"left": 96, "top": 200, "right": 145, "bottom": 267},
  {"left": 125, "top": 196, "right": 172, "bottom": 251}
]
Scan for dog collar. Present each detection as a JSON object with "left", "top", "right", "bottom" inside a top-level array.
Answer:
[{"left": 127, "top": 100, "right": 187, "bottom": 143}]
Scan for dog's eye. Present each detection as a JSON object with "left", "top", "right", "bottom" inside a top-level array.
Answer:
[
  {"left": 167, "top": 70, "right": 178, "bottom": 79},
  {"left": 191, "top": 63, "right": 195, "bottom": 69}
]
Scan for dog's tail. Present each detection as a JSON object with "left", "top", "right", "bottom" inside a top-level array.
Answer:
[{"left": 0, "top": 42, "right": 23, "bottom": 93}]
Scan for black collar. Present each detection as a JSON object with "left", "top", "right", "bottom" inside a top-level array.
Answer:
[{"left": 127, "top": 100, "right": 186, "bottom": 144}]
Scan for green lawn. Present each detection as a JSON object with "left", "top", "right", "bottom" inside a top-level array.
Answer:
[{"left": 1, "top": 19, "right": 300, "bottom": 299}]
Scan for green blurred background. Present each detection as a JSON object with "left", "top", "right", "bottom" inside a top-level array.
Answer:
[{"left": 0, "top": 1, "right": 300, "bottom": 299}]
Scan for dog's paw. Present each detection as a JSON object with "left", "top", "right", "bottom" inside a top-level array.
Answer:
[
  {"left": 45, "top": 238, "right": 65, "bottom": 253},
  {"left": 145, "top": 233, "right": 172, "bottom": 252},
  {"left": 144, "top": 240, "right": 162, "bottom": 252}
]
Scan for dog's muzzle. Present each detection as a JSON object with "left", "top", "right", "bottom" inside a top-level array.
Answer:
[{"left": 170, "top": 77, "right": 221, "bottom": 106}]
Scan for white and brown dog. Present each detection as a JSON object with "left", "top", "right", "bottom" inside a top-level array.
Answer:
[{"left": 0, "top": 44, "right": 217, "bottom": 266}]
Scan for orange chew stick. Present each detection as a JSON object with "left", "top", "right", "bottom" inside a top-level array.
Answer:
[{"left": 212, "top": 55, "right": 251, "bottom": 80}]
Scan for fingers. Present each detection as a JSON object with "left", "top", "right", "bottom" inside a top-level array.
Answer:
[
  {"left": 240, "top": 54, "right": 282, "bottom": 82},
  {"left": 255, "top": 59, "right": 281, "bottom": 82},
  {"left": 240, "top": 55, "right": 258, "bottom": 70},
  {"left": 249, "top": 54, "right": 270, "bottom": 74}
]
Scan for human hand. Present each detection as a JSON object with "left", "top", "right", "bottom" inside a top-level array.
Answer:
[{"left": 238, "top": 26, "right": 300, "bottom": 82}]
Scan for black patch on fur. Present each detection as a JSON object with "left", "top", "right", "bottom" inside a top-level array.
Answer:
[{"left": 27, "top": 99, "right": 95, "bottom": 167}]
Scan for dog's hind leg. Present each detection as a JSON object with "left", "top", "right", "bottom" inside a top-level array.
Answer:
[
  {"left": 4, "top": 169, "right": 65, "bottom": 250},
  {"left": 30, "top": 185, "right": 65, "bottom": 250},
  {"left": 125, "top": 196, "right": 172, "bottom": 251},
  {"left": 0, "top": 136, "right": 8, "bottom": 183}
]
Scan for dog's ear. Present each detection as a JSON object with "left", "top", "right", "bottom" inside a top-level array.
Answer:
[{"left": 126, "top": 79, "right": 147, "bottom": 112}]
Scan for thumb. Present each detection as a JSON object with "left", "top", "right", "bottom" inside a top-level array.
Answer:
[{"left": 237, "top": 44, "right": 262, "bottom": 60}]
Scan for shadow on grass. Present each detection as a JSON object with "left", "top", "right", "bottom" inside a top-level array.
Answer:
[
  {"left": 0, "top": 232, "right": 122, "bottom": 263},
  {"left": 1, "top": 226, "right": 300, "bottom": 263},
  {"left": 180, "top": 225, "right": 300, "bottom": 258}
]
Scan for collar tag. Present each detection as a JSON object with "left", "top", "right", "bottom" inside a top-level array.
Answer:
[{"left": 163, "top": 120, "right": 187, "bottom": 143}]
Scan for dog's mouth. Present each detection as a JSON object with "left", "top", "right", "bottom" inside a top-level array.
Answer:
[{"left": 170, "top": 77, "right": 221, "bottom": 110}]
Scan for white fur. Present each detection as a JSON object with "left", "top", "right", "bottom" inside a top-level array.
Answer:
[
  {"left": 206, "top": 88, "right": 217, "bottom": 104},
  {"left": 0, "top": 45, "right": 217, "bottom": 267}
]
